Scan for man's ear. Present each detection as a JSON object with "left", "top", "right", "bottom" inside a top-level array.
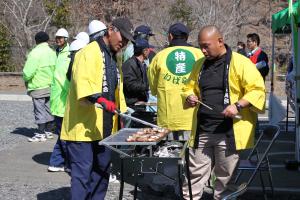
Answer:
[
  {"left": 107, "top": 26, "right": 113, "bottom": 37},
  {"left": 168, "top": 33, "right": 173, "bottom": 41},
  {"left": 218, "top": 37, "right": 224, "bottom": 46},
  {"left": 143, "top": 48, "right": 148, "bottom": 56}
]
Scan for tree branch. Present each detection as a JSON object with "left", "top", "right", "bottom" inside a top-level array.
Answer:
[{"left": 22, "top": 0, "right": 33, "bottom": 25}]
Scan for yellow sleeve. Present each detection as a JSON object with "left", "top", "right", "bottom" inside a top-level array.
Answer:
[
  {"left": 182, "top": 59, "right": 202, "bottom": 100},
  {"left": 147, "top": 54, "right": 159, "bottom": 96},
  {"left": 117, "top": 65, "right": 127, "bottom": 113},
  {"left": 72, "top": 45, "right": 103, "bottom": 100},
  {"left": 240, "top": 58, "right": 266, "bottom": 113}
]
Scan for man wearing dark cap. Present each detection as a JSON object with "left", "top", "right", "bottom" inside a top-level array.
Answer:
[
  {"left": 168, "top": 22, "right": 191, "bottom": 47},
  {"left": 148, "top": 23, "right": 203, "bottom": 140},
  {"left": 60, "top": 17, "right": 132, "bottom": 200},
  {"left": 122, "top": 38, "right": 152, "bottom": 110},
  {"left": 123, "top": 25, "right": 156, "bottom": 65},
  {"left": 146, "top": 23, "right": 203, "bottom": 197},
  {"left": 23, "top": 31, "right": 56, "bottom": 142}
]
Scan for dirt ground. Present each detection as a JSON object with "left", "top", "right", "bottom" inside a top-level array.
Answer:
[{"left": 0, "top": 73, "right": 27, "bottom": 93}]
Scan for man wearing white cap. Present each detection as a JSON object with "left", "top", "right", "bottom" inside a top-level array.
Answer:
[
  {"left": 66, "top": 39, "right": 87, "bottom": 81},
  {"left": 66, "top": 31, "right": 90, "bottom": 81},
  {"left": 48, "top": 28, "right": 71, "bottom": 172}
]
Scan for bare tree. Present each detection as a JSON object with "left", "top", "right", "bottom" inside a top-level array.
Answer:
[
  {"left": 68, "top": 0, "right": 135, "bottom": 38},
  {"left": 185, "top": 0, "right": 262, "bottom": 45},
  {"left": 132, "top": 0, "right": 175, "bottom": 48},
  {"left": 71, "top": 0, "right": 134, "bottom": 22},
  {"left": 128, "top": 0, "right": 261, "bottom": 48},
  {"left": 0, "top": 0, "right": 289, "bottom": 72},
  {"left": 0, "top": 0, "right": 58, "bottom": 67}
]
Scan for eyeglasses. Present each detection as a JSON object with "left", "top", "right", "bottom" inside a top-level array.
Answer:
[
  {"left": 112, "top": 26, "right": 120, "bottom": 33},
  {"left": 112, "top": 26, "right": 128, "bottom": 44}
]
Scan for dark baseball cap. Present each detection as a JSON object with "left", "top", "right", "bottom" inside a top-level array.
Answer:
[
  {"left": 168, "top": 23, "right": 189, "bottom": 36},
  {"left": 134, "top": 38, "right": 154, "bottom": 49},
  {"left": 112, "top": 17, "right": 134, "bottom": 42},
  {"left": 35, "top": 31, "right": 49, "bottom": 43},
  {"left": 134, "top": 25, "right": 155, "bottom": 36}
]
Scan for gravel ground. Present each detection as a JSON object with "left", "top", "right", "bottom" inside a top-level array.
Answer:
[
  {"left": 0, "top": 100, "right": 175, "bottom": 200},
  {"left": 0, "top": 101, "right": 116, "bottom": 199},
  {"left": 0, "top": 101, "right": 36, "bottom": 151}
]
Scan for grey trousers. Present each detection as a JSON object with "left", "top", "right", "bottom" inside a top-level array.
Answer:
[
  {"left": 32, "top": 97, "right": 54, "bottom": 125},
  {"left": 183, "top": 133, "right": 239, "bottom": 200},
  {"left": 167, "top": 130, "right": 190, "bottom": 141}
]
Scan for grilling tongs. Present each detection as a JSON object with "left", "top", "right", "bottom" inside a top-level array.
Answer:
[{"left": 96, "top": 103, "right": 161, "bottom": 129}]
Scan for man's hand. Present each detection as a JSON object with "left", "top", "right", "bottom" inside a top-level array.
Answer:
[
  {"left": 96, "top": 97, "right": 117, "bottom": 113},
  {"left": 222, "top": 104, "right": 239, "bottom": 118},
  {"left": 186, "top": 95, "right": 199, "bottom": 107}
]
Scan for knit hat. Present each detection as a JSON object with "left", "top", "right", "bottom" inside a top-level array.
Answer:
[{"left": 35, "top": 31, "right": 49, "bottom": 43}]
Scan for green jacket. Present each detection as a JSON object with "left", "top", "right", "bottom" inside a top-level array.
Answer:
[
  {"left": 50, "top": 44, "right": 71, "bottom": 117},
  {"left": 23, "top": 43, "right": 56, "bottom": 91}
]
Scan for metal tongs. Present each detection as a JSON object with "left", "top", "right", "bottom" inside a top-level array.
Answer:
[
  {"left": 196, "top": 100, "right": 242, "bottom": 120},
  {"left": 96, "top": 103, "right": 161, "bottom": 129},
  {"left": 134, "top": 102, "right": 157, "bottom": 106}
]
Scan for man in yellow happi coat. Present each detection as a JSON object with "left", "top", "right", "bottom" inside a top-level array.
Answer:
[
  {"left": 182, "top": 25, "right": 265, "bottom": 200},
  {"left": 147, "top": 23, "right": 204, "bottom": 140},
  {"left": 60, "top": 18, "right": 133, "bottom": 200}
]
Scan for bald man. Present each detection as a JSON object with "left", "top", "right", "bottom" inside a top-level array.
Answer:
[{"left": 182, "top": 25, "right": 266, "bottom": 199}]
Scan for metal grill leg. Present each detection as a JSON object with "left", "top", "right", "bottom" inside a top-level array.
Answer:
[
  {"left": 133, "top": 183, "right": 138, "bottom": 200},
  {"left": 119, "top": 159, "right": 124, "bottom": 200},
  {"left": 185, "top": 148, "right": 193, "bottom": 200},
  {"left": 178, "top": 164, "right": 184, "bottom": 199}
]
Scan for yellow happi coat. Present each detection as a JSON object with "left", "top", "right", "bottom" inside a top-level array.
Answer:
[
  {"left": 182, "top": 52, "right": 266, "bottom": 150},
  {"left": 147, "top": 46, "right": 204, "bottom": 131},
  {"left": 61, "top": 41, "right": 127, "bottom": 141}
]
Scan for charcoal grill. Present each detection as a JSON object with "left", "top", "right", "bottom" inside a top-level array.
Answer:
[{"left": 99, "top": 128, "right": 192, "bottom": 200}]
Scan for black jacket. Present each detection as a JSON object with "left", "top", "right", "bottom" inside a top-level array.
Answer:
[
  {"left": 256, "top": 50, "right": 269, "bottom": 79},
  {"left": 122, "top": 56, "right": 149, "bottom": 107},
  {"left": 66, "top": 51, "right": 76, "bottom": 81},
  {"left": 248, "top": 49, "right": 269, "bottom": 80}
]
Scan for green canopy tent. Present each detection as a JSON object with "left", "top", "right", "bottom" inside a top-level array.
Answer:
[
  {"left": 271, "top": 0, "right": 300, "bottom": 162},
  {"left": 272, "top": 1, "right": 300, "bottom": 34}
]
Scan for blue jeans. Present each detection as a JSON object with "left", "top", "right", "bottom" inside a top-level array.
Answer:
[
  {"left": 67, "top": 141, "right": 111, "bottom": 200},
  {"left": 49, "top": 116, "right": 68, "bottom": 167}
]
